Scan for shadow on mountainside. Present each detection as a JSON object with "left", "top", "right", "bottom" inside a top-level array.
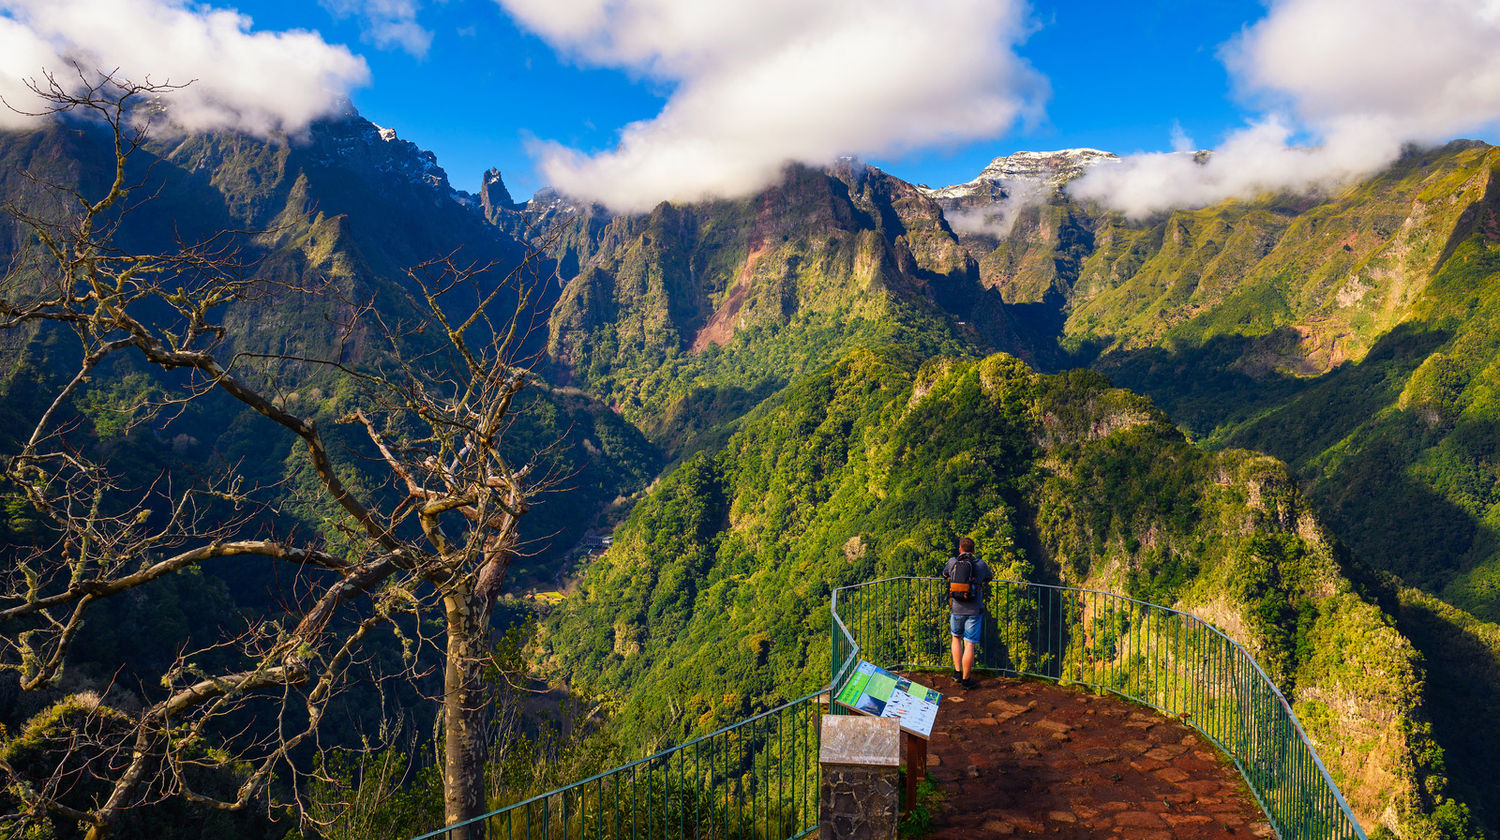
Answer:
[
  {"left": 1389, "top": 593, "right": 1500, "bottom": 835},
  {"left": 1089, "top": 323, "right": 1500, "bottom": 612},
  {"left": 647, "top": 380, "right": 787, "bottom": 461},
  {"left": 1092, "top": 324, "right": 1448, "bottom": 444}
]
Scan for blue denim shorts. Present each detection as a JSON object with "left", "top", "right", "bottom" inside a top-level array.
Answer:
[{"left": 950, "top": 613, "right": 983, "bottom": 644}]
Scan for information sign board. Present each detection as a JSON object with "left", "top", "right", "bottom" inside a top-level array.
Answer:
[{"left": 833, "top": 660, "right": 942, "bottom": 738}]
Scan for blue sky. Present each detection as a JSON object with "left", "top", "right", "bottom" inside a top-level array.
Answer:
[
  {"left": 238, "top": 0, "right": 1270, "bottom": 200},
  {"left": 4, "top": 0, "right": 1498, "bottom": 214}
]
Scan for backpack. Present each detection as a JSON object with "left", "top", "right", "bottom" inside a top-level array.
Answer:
[{"left": 948, "top": 553, "right": 978, "bottom": 603}]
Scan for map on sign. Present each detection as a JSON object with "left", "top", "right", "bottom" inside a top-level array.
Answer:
[{"left": 833, "top": 660, "right": 942, "bottom": 738}]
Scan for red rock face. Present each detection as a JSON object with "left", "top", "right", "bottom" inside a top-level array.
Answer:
[
  {"left": 914, "top": 674, "right": 1271, "bottom": 840},
  {"left": 690, "top": 242, "right": 765, "bottom": 353}
]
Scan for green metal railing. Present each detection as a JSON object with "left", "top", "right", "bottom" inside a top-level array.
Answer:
[
  {"left": 414, "top": 575, "right": 1367, "bottom": 840},
  {"left": 831, "top": 576, "right": 1367, "bottom": 840},
  {"left": 411, "top": 691, "right": 824, "bottom": 840}
]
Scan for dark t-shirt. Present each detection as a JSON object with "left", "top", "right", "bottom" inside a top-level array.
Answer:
[{"left": 943, "top": 554, "right": 993, "bottom": 616}]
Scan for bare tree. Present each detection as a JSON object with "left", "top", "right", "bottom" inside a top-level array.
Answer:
[{"left": 0, "top": 68, "right": 559, "bottom": 839}]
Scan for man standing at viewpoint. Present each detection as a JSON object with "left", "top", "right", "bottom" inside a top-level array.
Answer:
[{"left": 944, "top": 537, "right": 993, "bottom": 689}]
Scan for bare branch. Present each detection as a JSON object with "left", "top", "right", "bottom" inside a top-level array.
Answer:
[{"left": 0, "top": 65, "right": 569, "bottom": 839}]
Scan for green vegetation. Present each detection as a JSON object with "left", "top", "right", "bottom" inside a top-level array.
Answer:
[
  {"left": 540, "top": 346, "right": 1476, "bottom": 837},
  {"left": 541, "top": 350, "right": 1036, "bottom": 746},
  {"left": 543, "top": 163, "right": 1010, "bottom": 459},
  {"left": 899, "top": 777, "right": 945, "bottom": 837},
  {"left": 10, "top": 108, "right": 1500, "bottom": 840},
  {"left": 1081, "top": 152, "right": 1500, "bottom": 626}
]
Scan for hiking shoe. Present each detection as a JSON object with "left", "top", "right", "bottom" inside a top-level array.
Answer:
[
  {"left": 960, "top": 677, "right": 979, "bottom": 690},
  {"left": 952, "top": 670, "right": 962, "bottom": 682}
]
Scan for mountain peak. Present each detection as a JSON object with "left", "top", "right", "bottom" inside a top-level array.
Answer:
[
  {"left": 311, "top": 118, "right": 463, "bottom": 205},
  {"left": 923, "top": 148, "right": 1119, "bottom": 201},
  {"left": 479, "top": 168, "right": 518, "bottom": 220},
  {"left": 977, "top": 148, "right": 1119, "bottom": 182}
]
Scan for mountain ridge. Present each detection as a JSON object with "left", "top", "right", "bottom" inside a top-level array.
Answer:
[
  {"left": 495, "top": 138, "right": 1500, "bottom": 837},
  {"left": 7, "top": 106, "right": 1500, "bottom": 840},
  {"left": 920, "top": 147, "right": 1119, "bottom": 200}
]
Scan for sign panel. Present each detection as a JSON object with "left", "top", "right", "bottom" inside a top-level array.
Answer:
[{"left": 833, "top": 660, "right": 942, "bottom": 738}]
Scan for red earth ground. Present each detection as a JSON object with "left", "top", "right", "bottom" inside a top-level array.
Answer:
[{"left": 908, "top": 673, "right": 1274, "bottom": 839}]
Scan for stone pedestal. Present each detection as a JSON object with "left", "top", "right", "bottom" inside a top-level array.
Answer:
[{"left": 819, "top": 715, "right": 900, "bottom": 840}]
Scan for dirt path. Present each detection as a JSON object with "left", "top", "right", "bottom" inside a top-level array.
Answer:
[{"left": 913, "top": 674, "right": 1272, "bottom": 839}]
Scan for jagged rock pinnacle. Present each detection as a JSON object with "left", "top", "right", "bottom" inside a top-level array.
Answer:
[{"left": 480, "top": 168, "right": 516, "bottom": 220}]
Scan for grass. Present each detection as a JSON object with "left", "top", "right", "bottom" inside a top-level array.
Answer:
[{"left": 899, "top": 776, "right": 946, "bottom": 837}]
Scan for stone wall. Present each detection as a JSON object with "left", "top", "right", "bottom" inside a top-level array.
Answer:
[{"left": 819, "top": 715, "right": 899, "bottom": 840}]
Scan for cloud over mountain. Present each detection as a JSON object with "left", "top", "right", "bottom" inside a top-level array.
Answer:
[
  {"left": 1072, "top": 0, "right": 1500, "bottom": 217},
  {"left": 0, "top": 0, "right": 369, "bottom": 135},
  {"left": 497, "top": 0, "right": 1047, "bottom": 212}
]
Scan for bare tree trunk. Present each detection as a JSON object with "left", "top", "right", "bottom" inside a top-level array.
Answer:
[
  {"left": 443, "top": 596, "right": 489, "bottom": 838},
  {"left": 1, "top": 69, "right": 555, "bottom": 836}
]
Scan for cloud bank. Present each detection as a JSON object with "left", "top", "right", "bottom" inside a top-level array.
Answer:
[
  {"left": 0, "top": 0, "right": 369, "bottom": 135},
  {"left": 1072, "top": 0, "right": 1500, "bottom": 217},
  {"left": 497, "top": 0, "right": 1047, "bottom": 212}
]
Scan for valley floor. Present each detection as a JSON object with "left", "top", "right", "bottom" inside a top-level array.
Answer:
[{"left": 917, "top": 675, "right": 1271, "bottom": 839}]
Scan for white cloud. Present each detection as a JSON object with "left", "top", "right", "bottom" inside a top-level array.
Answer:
[
  {"left": 1070, "top": 115, "right": 1402, "bottom": 218},
  {"left": 321, "top": 0, "right": 432, "bottom": 57},
  {"left": 946, "top": 178, "right": 1052, "bottom": 238},
  {"left": 1168, "top": 121, "right": 1193, "bottom": 154},
  {"left": 1224, "top": 0, "right": 1500, "bottom": 140},
  {"left": 497, "top": 0, "right": 1047, "bottom": 212},
  {"left": 1073, "top": 0, "right": 1500, "bottom": 217},
  {"left": 0, "top": 0, "right": 369, "bottom": 135}
]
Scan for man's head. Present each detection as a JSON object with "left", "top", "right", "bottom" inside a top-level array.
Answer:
[{"left": 958, "top": 537, "right": 974, "bottom": 555}]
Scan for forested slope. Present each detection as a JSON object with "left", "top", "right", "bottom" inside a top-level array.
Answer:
[
  {"left": 538, "top": 347, "right": 1480, "bottom": 839},
  {"left": 0, "top": 116, "right": 659, "bottom": 585},
  {"left": 534, "top": 162, "right": 1037, "bottom": 458},
  {"left": 1033, "top": 143, "right": 1500, "bottom": 621},
  {"left": 520, "top": 141, "right": 1500, "bottom": 628}
]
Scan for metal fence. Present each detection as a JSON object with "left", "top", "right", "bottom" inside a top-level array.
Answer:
[
  {"left": 831, "top": 576, "right": 1367, "bottom": 840},
  {"left": 414, "top": 575, "right": 1366, "bottom": 840},
  {"left": 411, "top": 691, "right": 824, "bottom": 840}
]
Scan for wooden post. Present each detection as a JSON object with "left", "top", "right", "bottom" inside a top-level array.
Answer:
[{"left": 902, "top": 730, "right": 928, "bottom": 814}]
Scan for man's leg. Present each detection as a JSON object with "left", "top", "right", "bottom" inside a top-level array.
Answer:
[
  {"left": 951, "top": 632, "right": 963, "bottom": 676},
  {"left": 959, "top": 614, "right": 983, "bottom": 687}
]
